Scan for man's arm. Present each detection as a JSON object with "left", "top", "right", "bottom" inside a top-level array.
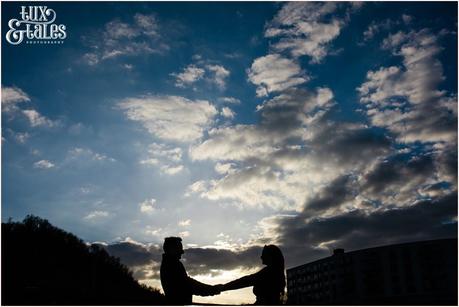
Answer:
[{"left": 188, "top": 277, "right": 220, "bottom": 296}]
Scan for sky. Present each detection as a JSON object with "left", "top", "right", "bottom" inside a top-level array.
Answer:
[{"left": 1, "top": 1, "right": 458, "bottom": 304}]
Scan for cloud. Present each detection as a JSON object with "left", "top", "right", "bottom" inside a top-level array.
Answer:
[
  {"left": 123, "top": 64, "right": 134, "bottom": 70},
  {"left": 104, "top": 241, "right": 160, "bottom": 267},
  {"left": 435, "top": 144, "right": 457, "bottom": 183},
  {"left": 182, "top": 246, "right": 262, "bottom": 276},
  {"left": 189, "top": 125, "right": 276, "bottom": 162},
  {"left": 272, "top": 190, "right": 457, "bottom": 267},
  {"left": 2, "top": 86, "right": 30, "bottom": 112},
  {"left": 362, "top": 19, "right": 398, "bottom": 42},
  {"left": 145, "top": 227, "right": 163, "bottom": 238},
  {"left": 102, "top": 190, "right": 457, "bottom": 277},
  {"left": 402, "top": 14, "right": 413, "bottom": 24},
  {"left": 134, "top": 13, "right": 159, "bottom": 37},
  {"left": 358, "top": 29, "right": 457, "bottom": 144},
  {"left": 360, "top": 152, "right": 438, "bottom": 205},
  {"left": 265, "top": 2, "right": 350, "bottom": 62},
  {"left": 218, "top": 97, "right": 241, "bottom": 105},
  {"left": 302, "top": 174, "right": 355, "bottom": 216},
  {"left": 2, "top": 86, "right": 58, "bottom": 129},
  {"left": 179, "top": 231, "right": 190, "bottom": 237},
  {"left": 161, "top": 164, "right": 184, "bottom": 175},
  {"left": 221, "top": 107, "right": 235, "bottom": 119},
  {"left": 214, "top": 162, "right": 234, "bottom": 174},
  {"left": 171, "top": 63, "right": 230, "bottom": 90},
  {"left": 67, "top": 147, "right": 116, "bottom": 162},
  {"left": 33, "top": 160, "right": 55, "bottom": 169},
  {"left": 139, "top": 198, "right": 157, "bottom": 214},
  {"left": 189, "top": 87, "right": 392, "bottom": 210},
  {"left": 171, "top": 65, "right": 205, "bottom": 88},
  {"left": 101, "top": 240, "right": 263, "bottom": 279},
  {"left": 247, "top": 54, "right": 308, "bottom": 97},
  {"left": 140, "top": 143, "right": 184, "bottom": 175},
  {"left": 84, "top": 210, "right": 110, "bottom": 220},
  {"left": 22, "top": 109, "right": 56, "bottom": 128},
  {"left": 118, "top": 95, "right": 218, "bottom": 143},
  {"left": 257, "top": 87, "right": 334, "bottom": 132},
  {"left": 82, "top": 13, "right": 169, "bottom": 65},
  {"left": 205, "top": 64, "right": 230, "bottom": 89},
  {"left": 10, "top": 131, "right": 30, "bottom": 144},
  {"left": 178, "top": 219, "right": 191, "bottom": 226}
]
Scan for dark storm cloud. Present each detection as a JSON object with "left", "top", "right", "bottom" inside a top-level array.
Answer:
[
  {"left": 258, "top": 87, "right": 392, "bottom": 169},
  {"left": 436, "top": 145, "right": 458, "bottom": 183},
  {"left": 102, "top": 241, "right": 264, "bottom": 279},
  {"left": 276, "top": 190, "right": 457, "bottom": 268},
  {"left": 310, "top": 123, "right": 392, "bottom": 168},
  {"left": 304, "top": 174, "right": 355, "bottom": 215},
  {"left": 259, "top": 88, "right": 333, "bottom": 134},
  {"left": 183, "top": 246, "right": 262, "bottom": 276},
  {"left": 362, "top": 152, "right": 436, "bottom": 195},
  {"left": 104, "top": 242, "right": 161, "bottom": 267}
]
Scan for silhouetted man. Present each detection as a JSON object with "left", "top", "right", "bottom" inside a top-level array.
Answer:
[{"left": 160, "top": 237, "right": 219, "bottom": 305}]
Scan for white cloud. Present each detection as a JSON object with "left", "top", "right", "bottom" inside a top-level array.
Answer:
[
  {"left": 247, "top": 54, "right": 308, "bottom": 97},
  {"left": 189, "top": 125, "right": 277, "bottom": 162},
  {"left": 171, "top": 64, "right": 205, "bottom": 88},
  {"left": 2, "top": 86, "right": 30, "bottom": 111},
  {"left": 190, "top": 88, "right": 335, "bottom": 163},
  {"left": 123, "top": 64, "right": 134, "bottom": 70},
  {"left": 178, "top": 219, "right": 191, "bottom": 226},
  {"left": 362, "top": 19, "right": 397, "bottom": 42},
  {"left": 145, "top": 227, "right": 162, "bottom": 237},
  {"left": 68, "top": 147, "right": 116, "bottom": 162},
  {"left": 33, "top": 160, "right": 55, "bottom": 169},
  {"left": 206, "top": 64, "right": 230, "bottom": 89},
  {"left": 187, "top": 86, "right": 393, "bottom": 211},
  {"left": 139, "top": 158, "right": 159, "bottom": 166},
  {"left": 139, "top": 198, "right": 156, "bottom": 214},
  {"left": 358, "top": 29, "right": 457, "bottom": 143},
  {"left": 84, "top": 210, "right": 110, "bottom": 220},
  {"left": 83, "top": 53, "right": 99, "bottom": 66},
  {"left": 118, "top": 95, "right": 218, "bottom": 142},
  {"left": 215, "top": 162, "right": 234, "bottom": 174},
  {"left": 12, "top": 131, "right": 30, "bottom": 144},
  {"left": 134, "top": 13, "right": 159, "bottom": 37},
  {"left": 179, "top": 231, "right": 190, "bottom": 237},
  {"left": 140, "top": 143, "right": 184, "bottom": 175},
  {"left": 184, "top": 180, "right": 209, "bottom": 197},
  {"left": 265, "top": 2, "right": 346, "bottom": 62},
  {"left": 105, "top": 20, "right": 138, "bottom": 39},
  {"left": 160, "top": 164, "right": 184, "bottom": 175},
  {"left": 402, "top": 14, "right": 413, "bottom": 24},
  {"left": 22, "top": 109, "right": 56, "bottom": 127},
  {"left": 171, "top": 63, "right": 230, "bottom": 90},
  {"left": 82, "top": 13, "right": 168, "bottom": 65},
  {"left": 2, "top": 87, "right": 58, "bottom": 129},
  {"left": 218, "top": 97, "right": 241, "bottom": 105},
  {"left": 221, "top": 107, "right": 235, "bottom": 119}
]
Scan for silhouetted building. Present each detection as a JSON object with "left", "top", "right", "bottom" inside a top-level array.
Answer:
[{"left": 287, "top": 239, "right": 457, "bottom": 305}]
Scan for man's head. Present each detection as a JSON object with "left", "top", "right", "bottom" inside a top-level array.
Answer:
[{"left": 163, "top": 237, "right": 184, "bottom": 258}]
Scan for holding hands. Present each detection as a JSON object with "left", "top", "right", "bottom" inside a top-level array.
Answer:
[{"left": 202, "top": 284, "right": 226, "bottom": 296}]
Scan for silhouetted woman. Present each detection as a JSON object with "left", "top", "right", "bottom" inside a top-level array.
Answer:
[{"left": 220, "top": 245, "right": 286, "bottom": 305}]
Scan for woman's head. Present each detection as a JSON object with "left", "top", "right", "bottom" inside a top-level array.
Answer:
[{"left": 261, "top": 245, "right": 284, "bottom": 270}]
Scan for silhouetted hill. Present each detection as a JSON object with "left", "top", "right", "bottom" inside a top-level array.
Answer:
[{"left": 2, "top": 215, "right": 165, "bottom": 305}]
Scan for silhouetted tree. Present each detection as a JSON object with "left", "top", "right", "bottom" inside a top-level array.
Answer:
[{"left": 2, "top": 215, "right": 165, "bottom": 305}]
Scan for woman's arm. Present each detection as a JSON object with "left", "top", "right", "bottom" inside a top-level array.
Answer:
[{"left": 222, "top": 271, "right": 261, "bottom": 291}]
